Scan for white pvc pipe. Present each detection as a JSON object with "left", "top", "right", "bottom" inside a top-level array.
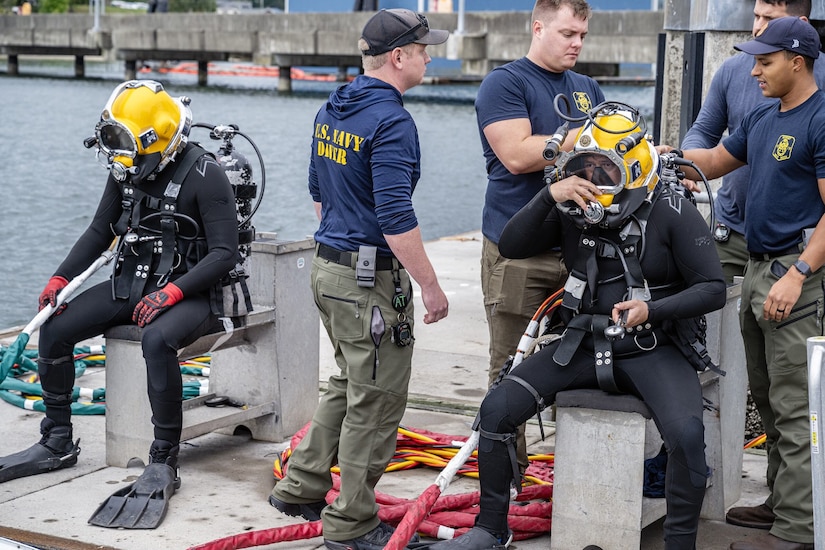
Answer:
[
  {"left": 806, "top": 337, "right": 825, "bottom": 546},
  {"left": 434, "top": 311, "right": 542, "bottom": 492},
  {"left": 435, "top": 430, "right": 479, "bottom": 492},
  {"left": 24, "top": 247, "right": 115, "bottom": 336}
]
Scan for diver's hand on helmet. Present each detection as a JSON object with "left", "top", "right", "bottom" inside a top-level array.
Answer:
[
  {"left": 133, "top": 283, "right": 183, "bottom": 327},
  {"left": 550, "top": 175, "right": 602, "bottom": 212},
  {"left": 39, "top": 276, "right": 69, "bottom": 314},
  {"left": 611, "top": 299, "right": 649, "bottom": 329}
]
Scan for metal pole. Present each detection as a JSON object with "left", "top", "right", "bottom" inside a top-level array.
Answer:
[
  {"left": 807, "top": 337, "right": 825, "bottom": 547},
  {"left": 419, "top": 0, "right": 425, "bottom": 12},
  {"left": 457, "top": 0, "right": 464, "bottom": 35},
  {"left": 284, "top": 0, "right": 288, "bottom": 13},
  {"left": 92, "top": 0, "right": 100, "bottom": 33}
]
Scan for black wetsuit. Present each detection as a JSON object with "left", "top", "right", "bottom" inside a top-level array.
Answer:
[
  {"left": 475, "top": 185, "right": 726, "bottom": 550},
  {"left": 38, "top": 144, "right": 238, "bottom": 445}
]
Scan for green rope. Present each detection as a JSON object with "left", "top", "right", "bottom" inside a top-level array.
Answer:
[
  {"left": 0, "top": 391, "right": 107, "bottom": 415},
  {"left": 0, "top": 344, "right": 211, "bottom": 415}
]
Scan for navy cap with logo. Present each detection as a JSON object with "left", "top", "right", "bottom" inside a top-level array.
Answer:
[
  {"left": 361, "top": 9, "right": 449, "bottom": 56},
  {"left": 735, "top": 16, "right": 821, "bottom": 59}
]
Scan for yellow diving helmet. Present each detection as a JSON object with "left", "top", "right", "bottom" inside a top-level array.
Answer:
[
  {"left": 555, "top": 103, "right": 659, "bottom": 228},
  {"left": 93, "top": 80, "right": 192, "bottom": 182}
]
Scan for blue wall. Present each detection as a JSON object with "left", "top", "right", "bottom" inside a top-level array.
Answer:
[{"left": 290, "top": 1, "right": 656, "bottom": 12}]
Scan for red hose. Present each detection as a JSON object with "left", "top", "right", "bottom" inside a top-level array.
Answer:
[{"left": 187, "top": 426, "right": 555, "bottom": 550}]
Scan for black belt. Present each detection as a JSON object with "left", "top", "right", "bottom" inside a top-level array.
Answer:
[
  {"left": 749, "top": 244, "right": 802, "bottom": 261},
  {"left": 316, "top": 243, "right": 399, "bottom": 271}
]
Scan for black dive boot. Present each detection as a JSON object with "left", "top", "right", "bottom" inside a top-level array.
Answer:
[
  {"left": 0, "top": 418, "right": 80, "bottom": 483},
  {"left": 88, "top": 440, "right": 181, "bottom": 529}
]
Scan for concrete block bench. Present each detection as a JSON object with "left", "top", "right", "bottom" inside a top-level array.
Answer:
[
  {"left": 102, "top": 235, "right": 319, "bottom": 467},
  {"left": 549, "top": 284, "right": 747, "bottom": 549}
]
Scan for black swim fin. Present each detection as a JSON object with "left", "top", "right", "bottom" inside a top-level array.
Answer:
[
  {"left": 88, "top": 462, "right": 180, "bottom": 529},
  {"left": 0, "top": 423, "right": 80, "bottom": 483}
]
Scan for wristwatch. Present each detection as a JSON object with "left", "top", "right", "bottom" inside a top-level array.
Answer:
[{"left": 793, "top": 259, "right": 813, "bottom": 278}]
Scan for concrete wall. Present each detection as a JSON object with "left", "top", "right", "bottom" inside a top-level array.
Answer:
[{"left": 0, "top": 10, "right": 663, "bottom": 76}]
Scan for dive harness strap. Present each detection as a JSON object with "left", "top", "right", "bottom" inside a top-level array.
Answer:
[
  {"left": 561, "top": 197, "right": 655, "bottom": 315},
  {"left": 552, "top": 313, "right": 620, "bottom": 393},
  {"left": 561, "top": 225, "right": 597, "bottom": 311},
  {"left": 504, "top": 374, "right": 546, "bottom": 441},
  {"left": 553, "top": 190, "right": 660, "bottom": 392},
  {"left": 663, "top": 316, "right": 724, "bottom": 375},
  {"left": 211, "top": 267, "right": 254, "bottom": 319},
  {"left": 468, "top": 353, "right": 523, "bottom": 488},
  {"left": 592, "top": 315, "right": 620, "bottom": 393},
  {"left": 553, "top": 314, "right": 594, "bottom": 366},
  {"left": 112, "top": 184, "right": 139, "bottom": 300},
  {"left": 154, "top": 146, "right": 207, "bottom": 286},
  {"left": 111, "top": 146, "right": 210, "bottom": 300},
  {"left": 477, "top": 426, "right": 521, "bottom": 494}
]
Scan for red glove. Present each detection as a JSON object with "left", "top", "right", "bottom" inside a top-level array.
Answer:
[
  {"left": 132, "top": 283, "right": 183, "bottom": 328},
  {"left": 39, "top": 276, "right": 69, "bottom": 313}
]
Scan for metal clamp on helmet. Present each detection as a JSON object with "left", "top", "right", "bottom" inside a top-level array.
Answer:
[
  {"left": 553, "top": 101, "right": 659, "bottom": 228},
  {"left": 89, "top": 80, "right": 193, "bottom": 183}
]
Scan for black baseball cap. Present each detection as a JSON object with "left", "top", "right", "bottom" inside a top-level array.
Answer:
[
  {"left": 735, "top": 16, "right": 821, "bottom": 59},
  {"left": 361, "top": 9, "right": 449, "bottom": 56}
]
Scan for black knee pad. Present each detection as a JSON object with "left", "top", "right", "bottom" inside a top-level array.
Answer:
[
  {"left": 141, "top": 326, "right": 173, "bottom": 357},
  {"left": 478, "top": 377, "right": 545, "bottom": 443},
  {"left": 476, "top": 386, "right": 516, "bottom": 446}
]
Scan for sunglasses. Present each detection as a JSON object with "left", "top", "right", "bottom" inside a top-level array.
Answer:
[{"left": 386, "top": 13, "right": 430, "bottom": 49}]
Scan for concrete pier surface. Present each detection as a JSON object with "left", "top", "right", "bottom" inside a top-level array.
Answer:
[{"left": 0, "top": 231, "right": 770, "bottom": 550}]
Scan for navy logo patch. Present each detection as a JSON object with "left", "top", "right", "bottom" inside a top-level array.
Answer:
[
  {"left": 573, "top": 92, "right": 592, "bottom": 113},
  {"left": 773, "top": 135, "right": 795, "bottom": 161}
]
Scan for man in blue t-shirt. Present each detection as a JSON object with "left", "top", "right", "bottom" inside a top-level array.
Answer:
[
  {"left": 679, "top": 0, "right": 825, "bottom": 535},
  {"left": 681, "top": 0, "right": 825, "bottom": 285},
  {"left": 474, "top": 0, "right": 604, "bottom": 475},
  {"left": 679, "top": 17, "right": 825, "bottom": 550},
  {"left": 268, "top": 9, "right": 450, "bottom": 550}
]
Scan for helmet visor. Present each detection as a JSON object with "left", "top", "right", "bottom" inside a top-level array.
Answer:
[
  {"left": 96, "top": 121, "right": 137, "bottom": 158},
  {"left": 565, "top": 153, "right": 624, "bottom": 193}
]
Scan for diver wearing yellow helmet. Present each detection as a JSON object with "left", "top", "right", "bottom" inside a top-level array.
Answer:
[
  {"left": 430, "top": 103, "right": 726, "bottom": 550},
  {"left": 0, "top": 81, "right": 239, "bottom": 532}
]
